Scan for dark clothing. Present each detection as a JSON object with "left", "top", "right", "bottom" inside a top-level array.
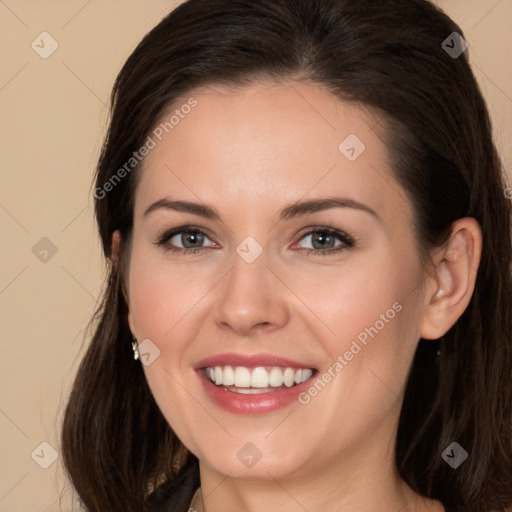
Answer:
[{"left": 147, "top": 457, "right": 200, "bottom": 512}]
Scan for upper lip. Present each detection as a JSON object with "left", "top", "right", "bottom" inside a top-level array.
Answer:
[{"left": 194, "top": 352, "right": 317, "bottom": 370}]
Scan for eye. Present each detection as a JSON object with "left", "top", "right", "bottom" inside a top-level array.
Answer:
[
  {"left": 154, "top": 226, "right": 217, "bottom": 254},
  {"left": 293, "top": 227, "right": 355, "bottom": 256},
  {"left": 153, "top": 225, "right": 355, "bottom": 257}
]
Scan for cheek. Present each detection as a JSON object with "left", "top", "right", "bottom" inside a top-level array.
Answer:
[
  {"left": 288, "top": 246, "right": 424, "bottom": 406},
  {"left": 287, "top": 247, "right": 422, "bottom": 349},
  {"left": 286, "top": 260, "right": 425, "bottom": 449},
  {"left": 126, "top": 247, "right": 214, "bottom": 451},
  {"left": 127, "top": 246, "right": 213, "bottom": 340}
]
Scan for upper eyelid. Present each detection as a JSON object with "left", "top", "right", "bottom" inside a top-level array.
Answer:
[
  {"left": 293, "top": 228, "right": 355, "bottom": 249},
  {"left": 159, "top": 225, "right": 215, "bottom": 239}
]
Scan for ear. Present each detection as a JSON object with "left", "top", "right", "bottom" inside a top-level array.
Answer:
[
  {"left": 111, "top": 229, "right": 122, "bottom": 269},
  {"left": 419, "top": 217, "right": 482, "bottom": 340},
  {"left": 111, "top": 230, "right": 136, "bottom": 336}
]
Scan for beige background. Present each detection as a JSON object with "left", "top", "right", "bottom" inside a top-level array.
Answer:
[{"left": 0, "top": 1, "right": 511, "bottom": 510}]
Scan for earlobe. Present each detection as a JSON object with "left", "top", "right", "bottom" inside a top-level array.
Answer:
[
  {"left": 128, "top": 310, "right": 136, "bottom": 338},
  {"left": 420, "top": 218, "right": 482, "bottom": 340}
]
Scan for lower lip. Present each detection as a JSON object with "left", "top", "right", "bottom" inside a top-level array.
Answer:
[{"left": 196, "top": 369, "right": 316, "bottom": 415}]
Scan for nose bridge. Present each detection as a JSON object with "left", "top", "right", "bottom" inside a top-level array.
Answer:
[{"left": 213, "top": 241, "right": 289, "bottom": 334}]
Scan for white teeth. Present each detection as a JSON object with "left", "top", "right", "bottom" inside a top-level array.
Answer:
[
  {"left": 234, "top": 366, "right": 251, "bottom": 387},
  {"left": 205, "top": 365, "right": 315, "bottom": 388},
  {"left": 269, "top": 367, "right": 284, "bottom": 387},
  {"left": 251, "top": 367, "right": 269, "bottom": 388},
  {"left": 301, "top": 368, "right": 313, "bottom": 382},
  {"left": 283, "top": 367, "right": 295, "bottom": 387},
  {"left": 223, "top": 365, "right": 235, "bottom": 386}
]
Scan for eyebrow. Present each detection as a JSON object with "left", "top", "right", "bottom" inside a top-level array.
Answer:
[{"left": 143, "top": 196, "right": 380, "bottom": 223}]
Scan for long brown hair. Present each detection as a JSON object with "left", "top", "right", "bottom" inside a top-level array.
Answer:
[{"left": 61, "top": 1, "right": 512, "bottom": 511}]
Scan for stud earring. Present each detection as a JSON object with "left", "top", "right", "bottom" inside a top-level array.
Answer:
[{"left": 132, "top": 337, "right": 140, "bottom": 360}]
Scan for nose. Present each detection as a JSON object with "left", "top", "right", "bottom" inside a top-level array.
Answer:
[{"left": 213, "top": 247, "right": 290, "bottom": 336}]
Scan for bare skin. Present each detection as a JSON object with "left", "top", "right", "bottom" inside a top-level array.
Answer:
[{"left": 112, "top": 80, "right": 481, "bottom": 512}]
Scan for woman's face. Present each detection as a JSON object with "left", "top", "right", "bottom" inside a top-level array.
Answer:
[{"left": 126, "top": 81, "right": 431, "bottom": 481}]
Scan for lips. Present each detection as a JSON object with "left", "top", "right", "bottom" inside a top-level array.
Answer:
[
  {"left": 194, "top": 352, "right": 318, "bottom": 415},
  {"left": 194, "top": 352, "right": 317, "bottom": 370}
]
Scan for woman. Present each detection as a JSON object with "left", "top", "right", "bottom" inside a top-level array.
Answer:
[{"left": 61, "top": 1, "right": 512, "bottom": 511}]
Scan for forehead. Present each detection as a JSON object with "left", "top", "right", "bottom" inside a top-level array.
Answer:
[{"left": 134, "top": 81, "right": 409, "bottom": 224}]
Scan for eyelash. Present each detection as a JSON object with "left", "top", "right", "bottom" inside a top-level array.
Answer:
[{"left": 153, "top": 225, "right": 356, "bottom": 257}]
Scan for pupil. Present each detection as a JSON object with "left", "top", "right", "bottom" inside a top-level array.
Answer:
[
  {"left": 183, "top": 231, "right": 203, "bottom": 248},
  {"left": 313, "top": 232, "right": 333, "bottom": 250}
]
